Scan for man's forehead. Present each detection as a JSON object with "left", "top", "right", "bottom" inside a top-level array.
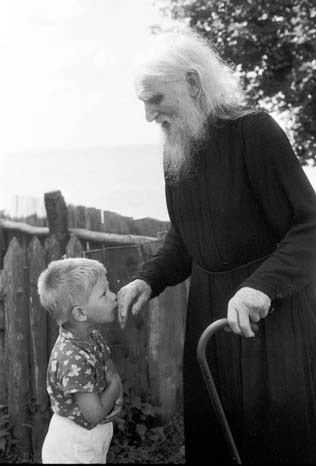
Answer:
[{"left": 136, "top": 77, "right": 165, "bottom": 100}]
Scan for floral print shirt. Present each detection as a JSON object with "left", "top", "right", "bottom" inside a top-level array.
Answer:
[{"left": 47, "top": 326, "right": 111, "bottom": 429}]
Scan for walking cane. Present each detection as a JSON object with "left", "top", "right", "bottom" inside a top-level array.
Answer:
[{"left": 197, "top": 318, "right": 242, "bottom": 464}]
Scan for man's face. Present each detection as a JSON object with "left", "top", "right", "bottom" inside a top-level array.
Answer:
[
  {"left": 136, "top": 77, "right": 187, "bottom": 137},
  {"left": 136, "top": 76, "right": 208, "bottom": 182}
]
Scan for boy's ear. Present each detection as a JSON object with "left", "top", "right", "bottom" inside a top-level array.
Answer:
[{"left": 72, "top": 306, "right": 87, "bottom": 322}]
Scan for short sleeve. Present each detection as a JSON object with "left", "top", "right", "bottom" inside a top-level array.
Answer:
[{"left": 59, "top": 350, "right": 98, "bottom": 395}]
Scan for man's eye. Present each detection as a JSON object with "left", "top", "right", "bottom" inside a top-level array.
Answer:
[{"left": 150, "top": 95, "right": 163, "bottom": 104}]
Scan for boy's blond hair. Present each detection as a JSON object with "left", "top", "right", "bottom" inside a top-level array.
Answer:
[{"left": 38, "top": 257, "right": 107, "bottom": 325}]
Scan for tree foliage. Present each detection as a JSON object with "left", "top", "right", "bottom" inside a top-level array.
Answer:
[{"left": 156, "top": 0, "right": 316, "bottom": 163}]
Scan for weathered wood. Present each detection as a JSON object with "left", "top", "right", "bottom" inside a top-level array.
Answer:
[
  {"left": 66, "top": 234, "right": 83, "bottom": 258},
  {"left": 28, "top": 237, "right": 50, "bottom": 456},
  {"left": 0, "top": 227, "right": 6, "bottom": 269},
  {"left": 74, "top": 205, "right": 87, "bottom": 228},
  {"left": 67, "top": 204, "right": 76, "bottom": 229},
  {"left": 0, "top": 271, "right": 4, "bottom": 330},
  {"left": 86, "top": 207, "right": 102, "bottom": 231},
  {"left": 131, "top": 217, "right": 170, "bottom": 237},
  {"left": 102, "top": 211, "right": 134, "bottom": 234},
  {"left": 0, "top": 219, "right": 48, "bottom": 236},
  {"left": 0, "top": 271, "right": 6, "bottom": 406},
  {"left": 3, "top": 237, "right": 31, "bottom": 453},
  {"left": 44, "top": 191, "right": 69, "bottom": 255},
  {"left": 44, "top": 235, "right": 60, "bottom": 264},
  {"left": 44, "top": 235, "right": 60, "bottom": 354},
  {"left": 103, "top": 245, "right": 149, "bottom": 397},
  {"left": 73, "top": 228, "right": 155, "bottom": 244},
  {"left": 0, "top": 219, "right": 157, "bottom": 245},
  {"left": 147, "top": 282, "right": 188, "bottom": 420}
]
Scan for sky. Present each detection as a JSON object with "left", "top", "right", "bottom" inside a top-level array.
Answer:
[
  {"left": 0, "top": 0, "right": 171, "bottom": 220},
  {"left": 1, "top": 1, "right": 316, "bottom": 222}
]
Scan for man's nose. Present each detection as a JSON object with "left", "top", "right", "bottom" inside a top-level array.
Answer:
[{"left": 145, "top": 103, "right": 158, "bottom": 123}]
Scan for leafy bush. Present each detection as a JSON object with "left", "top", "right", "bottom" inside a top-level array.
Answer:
[
  {"left": 0, "top": 394, "right": 185, "bottom": 464},
  {"left": 107, "top": 389, "right": 185, "bottom": 464}
]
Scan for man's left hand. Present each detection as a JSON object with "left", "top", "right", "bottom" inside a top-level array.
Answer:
[{"left": 227, "top": 286, "right": 271, "bottom": 338}]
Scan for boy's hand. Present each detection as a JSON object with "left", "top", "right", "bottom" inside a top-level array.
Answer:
[
  {"left": 105, "top": 370, "right": 121, "bottom": 393},
  {"left": 103, "top": 397, "right": 123, "bottom": 423},
  {"left": 103, "top": 358, "right": 123, "bottom": 422},
  {"left": 103, "top": 372, "right": 123, "bottom": 423}
]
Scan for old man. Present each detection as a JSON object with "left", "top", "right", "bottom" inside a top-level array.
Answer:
[{"left": 118, "top": 29, "right": 316, "bottom": 464}]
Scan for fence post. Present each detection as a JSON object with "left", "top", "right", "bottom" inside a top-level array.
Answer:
[
  {"left": 103, "top": 245, "right": 149, "bottom": 397},
  {"left": 147, "top": 283, "right": 187, "bottom": 420},
  {"left": 142, "top": 241, "right": 188, "bottom": 420},
  {"left": 28, "top": 236, "right": 50, "bottom": 457},
  {"left": 44, "top": 190, "right": 69, "bottom": 256},
  {"left": 44, "top": 235, "right": 60, "bottom": 355},
  {"left": 0, "top": 271, "right": 6, "bottom": 405},
  {"left": 3, "top": 237, "right": 32, "bottom": 454},
  {"left": 66, "top": 234, "right": 83, "bottom": 258}
]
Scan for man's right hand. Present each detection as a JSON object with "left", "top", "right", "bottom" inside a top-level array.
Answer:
[{"left": 117, "top": 279, "right": 152, "bottom": 329}]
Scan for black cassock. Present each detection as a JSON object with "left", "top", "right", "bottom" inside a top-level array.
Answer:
[{"left": 135, "top": 112, "right": 316, "bottom": 464}]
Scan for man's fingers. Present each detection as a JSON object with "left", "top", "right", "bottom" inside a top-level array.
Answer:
[
  {"left": 228, "top": 302, "right": 255, "bottom": 338},
  {"left": 227, "top": 305, "right": 242, "bottom": 335},
  {"left": 132, "top": 295, "right": 149, "bottom": 315},
  {"left": 117, "top": 280, "right": 151, "bottom": 328},
  {"left": 249, "top": 309, "right": 260, "bottom": 323},
  {"left": 250, "top": 323, "right": 259, "bottom": 333},
  {"left": 238, "top": 308, "right": 255, "bottom": 337},
  {"left": 117, "top": 289, "right": 137, "bottom": 327}
]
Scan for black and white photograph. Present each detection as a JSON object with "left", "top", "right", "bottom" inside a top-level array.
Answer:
[{"left": 0, "top": 0, "right": 316, "bottom": 464}]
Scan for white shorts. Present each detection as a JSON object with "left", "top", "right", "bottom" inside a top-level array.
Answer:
[{"left": 42, "top": 413, "right": 113, "bottom": 464}]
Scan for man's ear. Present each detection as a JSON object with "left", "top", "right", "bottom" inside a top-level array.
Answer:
[
  {"left": 72, "top": 306, "right": 87, "bottom": 322},
  {"left": 186, "top": 69, "right": 201, "bottom": 99}
]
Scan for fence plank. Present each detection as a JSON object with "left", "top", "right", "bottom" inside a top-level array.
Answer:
[
  {"left": 67, "top": 204, "right": 76, "bottom": 229},
  {"left": 28, "top": 236, "right": 50, "bottom": 456},
  {"left": 3, "top": 237, "right": 31, "bottom": 453},
  {"left": 142, "top": 241, "right": 188, "bottom": 419},
  {"left": 147, "top": 282, "right": 187, "bottom": 420},
  {"left": 103, "top": 245, "right": 149, "bottom": 397},
  {"left": 102, "top": 211, "right": 133, "bottom": 235},
  {"left": 44, "top": 235, "right": 60, "bottom": 355},
  {"left": 0, "top": 271, "right": 5, "bottom": 405},
  {"left": 74, "top": 205, "right": 87, "bottom": 228},
  {"left": 66, "top": 234, "right": 83, "bottom": 258},
  {"left": 86, "top": 207, "right": 102, "bottom": 231}
]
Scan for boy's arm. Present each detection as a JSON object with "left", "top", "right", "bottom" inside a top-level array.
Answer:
[
  {"left": 75, "top": 375, "right": 120, "bottom": 425},
  {"left": 103, "top": 359, "right": 123, "bottom": 422}
]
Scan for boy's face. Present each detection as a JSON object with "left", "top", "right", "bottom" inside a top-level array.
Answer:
[{"left": 85, "top": 274, "right": 117, "bottom": 324}]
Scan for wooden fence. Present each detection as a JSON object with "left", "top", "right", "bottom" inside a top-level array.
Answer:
[
  {"left": 10, "top": 200, "right": 170, "bottom": 238},
  {"left": 0, "top": 227, "right": 188, "bottom": 458}
]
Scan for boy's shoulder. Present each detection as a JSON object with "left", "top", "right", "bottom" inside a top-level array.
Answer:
[{"left": 49, "top": 332, "right": 79, "bottom": 366}]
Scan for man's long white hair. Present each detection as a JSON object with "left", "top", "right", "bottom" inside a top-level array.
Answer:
[{"left": 134, "top": 27, "right": 253, "bottom": 120}]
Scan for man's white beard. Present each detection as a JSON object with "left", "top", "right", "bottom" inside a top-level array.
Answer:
[{"left": 162, "top": 102, "right": 208, "bottom": 183}]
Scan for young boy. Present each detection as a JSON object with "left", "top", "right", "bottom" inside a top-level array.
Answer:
[{"left": 38, "top": 257, "right": 123, "bottom": 464}]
